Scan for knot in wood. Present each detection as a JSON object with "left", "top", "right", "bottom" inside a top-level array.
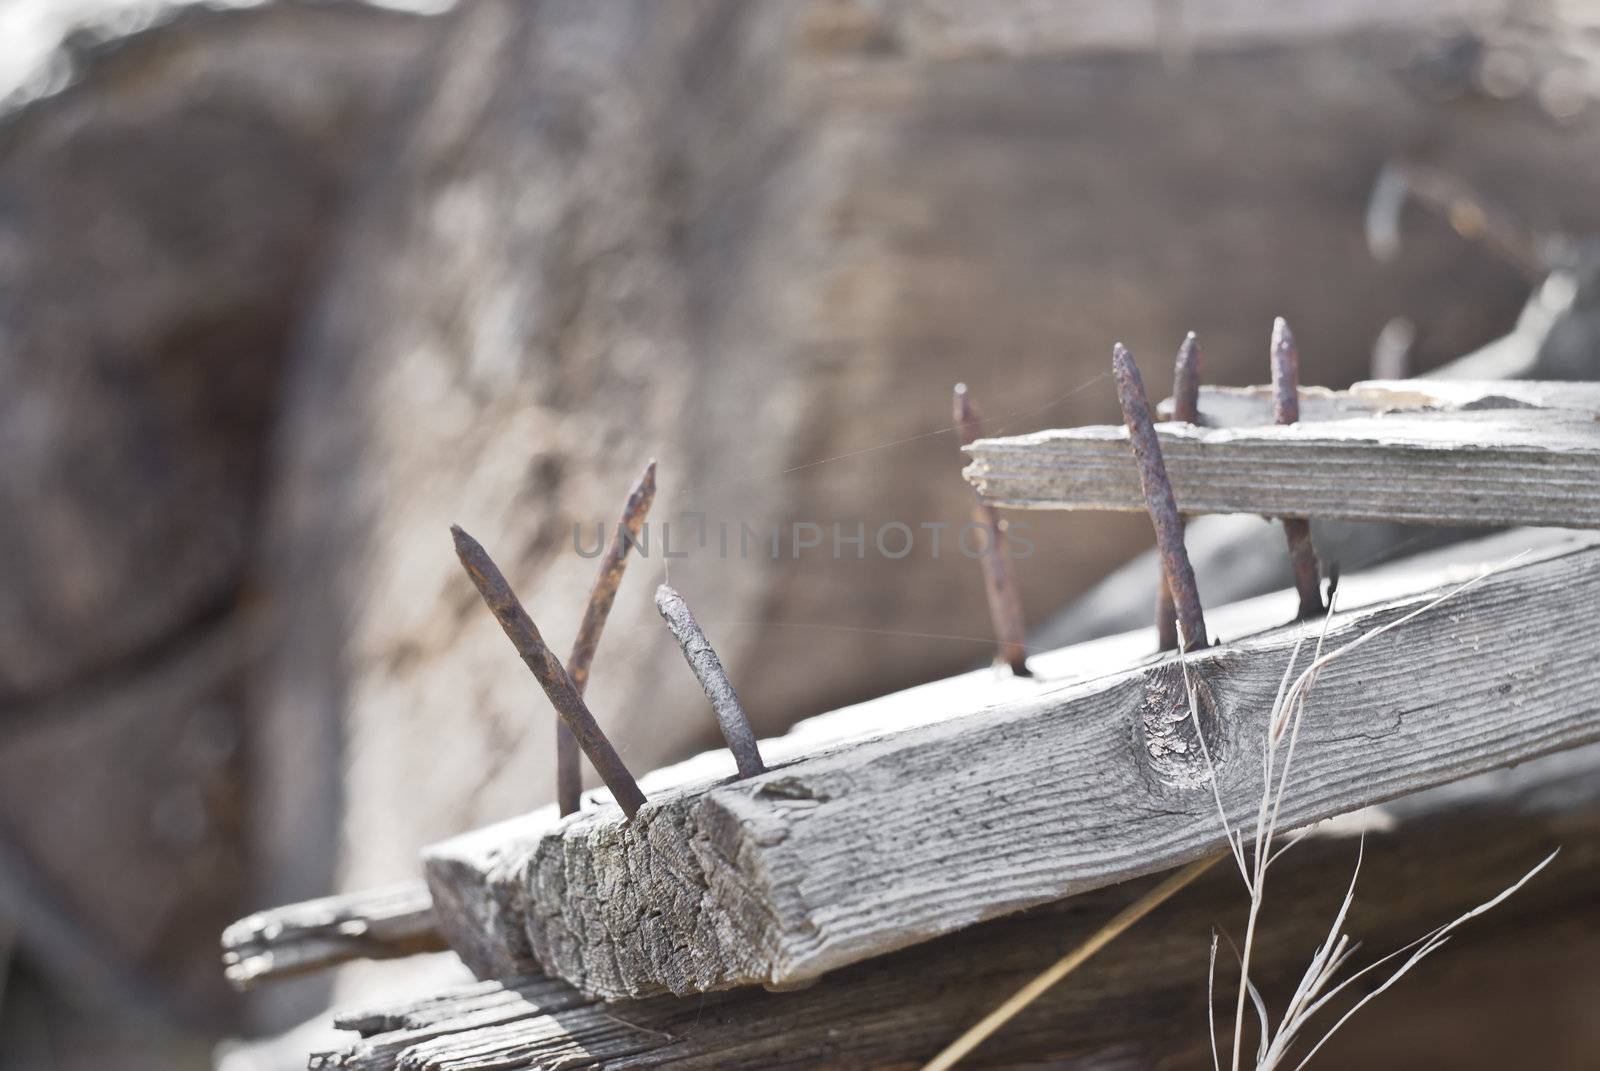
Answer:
[{"left": 1136, "top": 661, "right": 1224, "bottom": 790}]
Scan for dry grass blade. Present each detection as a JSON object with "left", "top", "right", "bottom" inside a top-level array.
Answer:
[
  {"left": 1208, "top": 931, "right": 1223, "bottom": 1071},
  {"left": 1283, "top": 849, "right": 1558, "bottom": 1071},
  {"left": 1181, "top": 548, "right": 1556, "bottom": 1071},
  {"left": 918, "top": 852, "right": 1223, "bottom": 1071}
]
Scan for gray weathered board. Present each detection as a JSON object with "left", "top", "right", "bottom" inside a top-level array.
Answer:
[
  {"left": 1156, "top": 378, "right": 1600, "bottom": 427},
  {"left": 416, "top": 530, "right": 1600, "bottom": 1000},
  {"left": 969, "top": 383, "right": 1600, "bottom": 526},
  {"left": 316, "top": 740, "right": 1600, "bottom": 1070}
]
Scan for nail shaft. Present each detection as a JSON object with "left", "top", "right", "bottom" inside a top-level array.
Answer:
[
  {"left": 953, "top": 384, "right": 1031, "bottom": 676},
  {"left": 452, "top": 526, "right": 647, "bottom": 818},
  {"left": 1112, "top": 343, "right": 1207, "bottom": 651},
  {"left": 1270, "top": 318, "right": 1326, "bottom": 621},
  {"left": 1155, "top": 334, "right": 1200, "bottom": 652},
  {"left": 655, "top": 584, "right": 766, "bottom": 778},
  {"left": 557, "top": 460, "right": 657, "bottom": 815}
]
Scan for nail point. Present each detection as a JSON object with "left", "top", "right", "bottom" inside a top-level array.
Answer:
[{"left": 1272, "top": 316, "right": 1295, "bottom": 352}]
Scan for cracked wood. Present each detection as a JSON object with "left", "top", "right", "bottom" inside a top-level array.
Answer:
[
  {"left": 320, "top": 742, "right": 1600, "bottom": 1069},
  {"left": 420, "top": 532, "right": 1600, "bottom": 999}
]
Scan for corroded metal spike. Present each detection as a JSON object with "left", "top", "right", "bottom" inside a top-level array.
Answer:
[
  {"left": 1112, "top": 344, "right": 1207, "bottom": 652},
  {"left": 1270, "top": 318, "right": 1326, "bottom": 621},
  {"left": 954, "top": 384, "right": 1031, "bottom": 676},
  {"left": 558, "top": 459, "right": 657, "bottom": 815},
  {"left": 1156, "top": 333, "right": 1201, "bottom": 652},
  {"left": 452, "top": 526, "right": 646, "bottom": 818},
  {"left": 655, "top": 584, "right": 766, "bottom": 779}
]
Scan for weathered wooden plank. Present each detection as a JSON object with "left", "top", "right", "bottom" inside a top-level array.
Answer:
[
  {"left": 964, "top": 408, "right": 1600, "bottom": 526},
  {"left": 320, "top": 741, "right": 1600, "bottom": 1069},
  {"left": 1351, "top": 378, "right": 1600, "bottom": 414},
  {"left": 221, "top": 881, "right": 444, "bottom": 989},
  {"left": 1157, "top": 378, "right": 1600, "bottom": 427},
  {"left": 420, "top": 533, "right": 1600, "bottom": 999},
  {"left": 423, "top": 812, "right": 554, "bottom": 981}
]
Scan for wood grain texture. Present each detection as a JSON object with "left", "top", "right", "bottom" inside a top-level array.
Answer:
[
  {"left": 965, "top": 408, "right": 1600, "bottom": 526},
  {"left": 221, "top": 881, "right": 444, "bottom": 989},
  {"left": 420, "top": 534, "right": 1600, "bottom": 1000},
  {"left": 317, "top": 742, "right": 1600, "bottom": 1070},
  {"left": 423, "top": 812, "right": 554, "bottom": 982}
]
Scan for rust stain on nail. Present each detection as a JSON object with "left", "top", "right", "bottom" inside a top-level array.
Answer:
[
  {"left": 1157, "top": 333, "right": 1201, "bottom": 652},
  {"left": 1270, "top": 318, "right": 1326, "bottom": 621},
  {"left": 1113, "top": 343, "right": 1208, "bottom": 652},
  {"left": 452, "top": 525, "right": 647, "bottom": 818},
  {"left": 656, "top": 583, "right": 767, "bottom": 779},
  {"left": 954, "top": 383, "right": 1032, "bottom": 677},
  {"left": 557, "top": 459, "right": 657, "bottom": 815}
]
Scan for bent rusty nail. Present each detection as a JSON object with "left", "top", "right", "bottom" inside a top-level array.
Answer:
[
  {"left": 655, "top": 584, "right": 766, "bottom": 778},
  {"left": 954, "top": 384, "right": 1032, "bottom": 676},
  {"left": 1112, "top": 343, "right": 1208, "bottom": 652},
  {"left": 557, "top": 459, "right": 657, "bottom": 816},
  {"left": 452, "top": 525, "right": 647, "bottom": 818},
  {"left": 1155, "top": 334, "right": 1201, "bottom": 652},
  {"left": 1270, "top": 318, "right": 1326, "bottom": 621}
]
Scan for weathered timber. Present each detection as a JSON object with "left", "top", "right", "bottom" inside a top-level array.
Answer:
[
  {"left": 1155, "top": 378, "right": 1600, "bottom": 428},
  {"left": 222, "top": 882, "right": 444, "bottom": 990},
  {"left": 424, "top": 812, "right": 556, "bottom": 982},
  {"left": 418, "top": 531, "right": 1600, "bottom": 999},
  {"left": 965, "top": 408, "right": 1600, "bottom": 526},
  {"left": 318, "top": 741, "right": 1600, "bottom": 1070}
]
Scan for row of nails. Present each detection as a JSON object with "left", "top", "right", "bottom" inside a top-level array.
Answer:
[
  {"left": 960, "top": 318, "right": 1326, "bottom": 666},
  {"left": 1118, "top": 317, "right": 1327, "bottom": 655},
  {"left": 452, "top": 460, "right": 764, "bottom": 821},
  {"left": 452, "top": 318, "right": 1326, "bottom": 819}
]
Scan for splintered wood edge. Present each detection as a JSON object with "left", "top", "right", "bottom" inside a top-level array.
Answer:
[
  {"left": 420, "top": 533, "right": 1600, "bottom": 1000},
  {"left": 221, "top": 881, "right": 444, "bottom": 989},
  {"left": 322, "top": 741, "right": 1600, "bottom": 1071},
  {"left": 964, "top": 408, "right": 1600, "bottom": 527}
]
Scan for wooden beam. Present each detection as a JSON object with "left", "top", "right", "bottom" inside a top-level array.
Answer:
[
  {"left": 1156, "top": 379, "right": 1600, "bottom": 428},
  {"left": 221, "top": 881, "right": 444, "bottom": 989},
  {"left": 316, "top": 742, "right": 1600, "bottom": 1069},
  {"left": 417, "top": 532, "right": 1600, "bottom": 1000},
  {"left": 423, "top": 812, "right": 552, "bottom": 982},
  {"left": 964, "top": 408, "right": 1600, "bottom": 526}
]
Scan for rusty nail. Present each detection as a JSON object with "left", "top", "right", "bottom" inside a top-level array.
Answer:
[
  {"left": 1170, "top": 332, "right": 1201, "bottom": 425},
  {"left": 1270, "top": 318, "right": 1326, "bottom": 621},
  {"left": 1112, "top": 343, "right": 1208, "bottom": 652},
  {"left": 452, "top": 525, "right": 647, "bottom": 818},
  {"left": 1155, "top": 333, "right": 1201, "bottom": 651},
  {"left": 953, "top": 384, "right": 1032, "bottom": 676},
  {"left": 655, "top": 584, "right": 766, "bottom": 778},
  {"left": 556, "top": 459, "right": 657, "bottom": 816}
]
